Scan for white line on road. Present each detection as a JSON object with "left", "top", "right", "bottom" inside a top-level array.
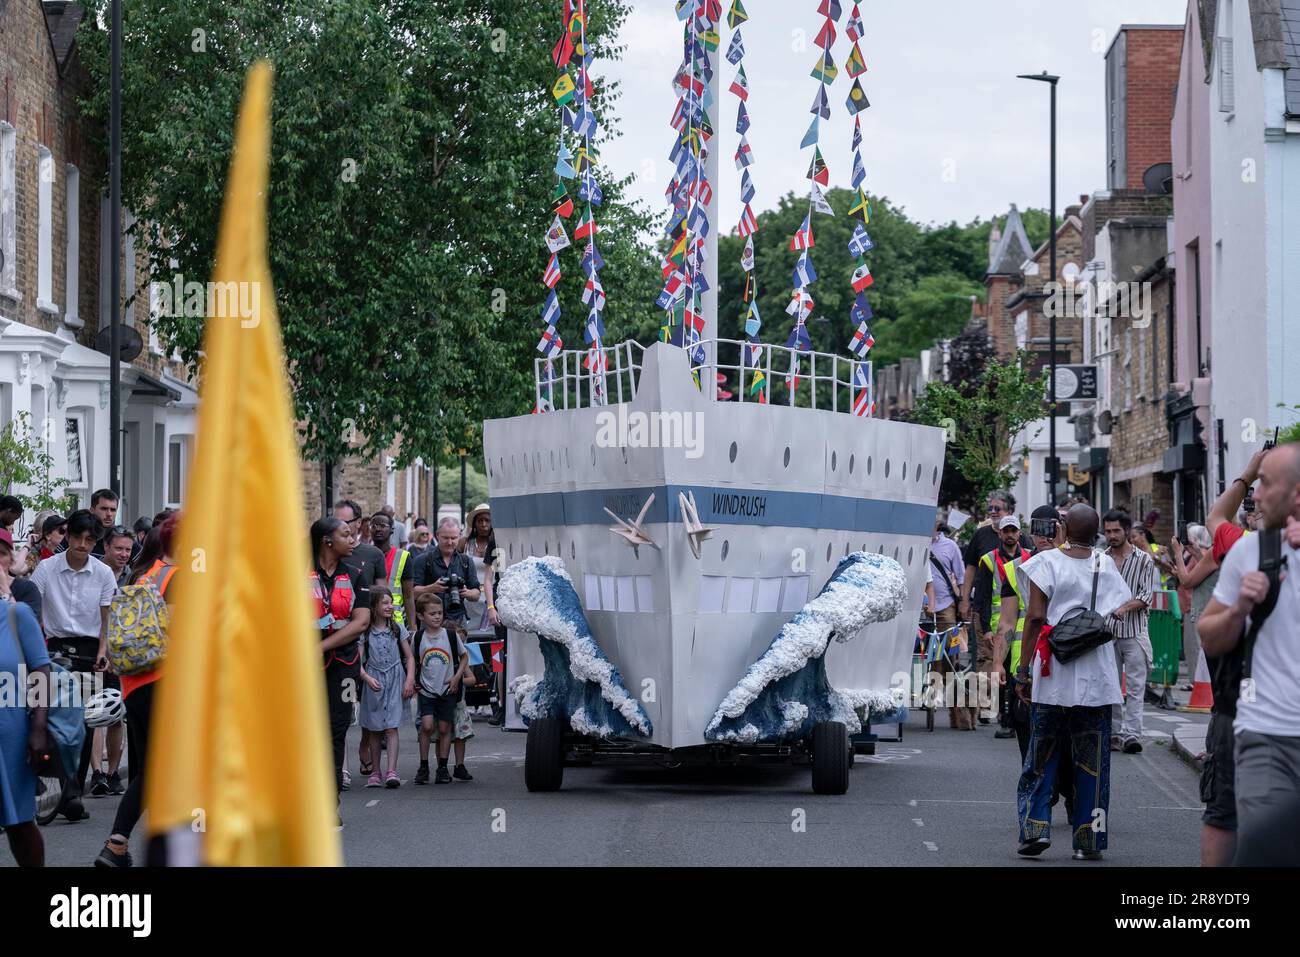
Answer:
[
  {"left": 365, "top": 800, "right": 380, "bottom": 808},
  {"left": 923, "top": 841, "right": 938, "bottom": 852},
  {"left": 916, "top": 799, "right": 1015, "bottom": 805},
  {"left": 908, "top": 799, "right": 917, "bottom": 807},
  {"left": 912, "top": 818, "right": 924, "bottom": 827}
]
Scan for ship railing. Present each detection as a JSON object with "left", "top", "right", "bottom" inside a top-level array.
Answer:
[{"left": 532, "top": 339, "right": 873, "bottom": 415}]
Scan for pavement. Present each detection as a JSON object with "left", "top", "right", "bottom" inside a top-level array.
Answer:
[{"left": 5, "top": 698, "right": 1209, "bottom": 867}]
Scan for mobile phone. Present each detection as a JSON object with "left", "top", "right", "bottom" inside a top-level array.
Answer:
[
  {"left": 1263, "top": 427, "right": 1280, "bottom": 451},
  {"left": 1031, "top": 518, "right": 1058, "bottom": 539}
]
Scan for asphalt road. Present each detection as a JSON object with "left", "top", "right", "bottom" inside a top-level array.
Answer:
[{"left": 5, "top": 708, "right": 1205, "bottom": 867}]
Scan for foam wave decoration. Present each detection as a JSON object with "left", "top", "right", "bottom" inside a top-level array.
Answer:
[
  {"left": 705, "top": 551, "right": 908, "bottom": 744},
  {"left": 496, "top": 556, "right": 652, "bottom": 739}
]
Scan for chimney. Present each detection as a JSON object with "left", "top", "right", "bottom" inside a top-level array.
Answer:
[{"left": 987, "top": 221, "right": 1003, "bottom": 271}]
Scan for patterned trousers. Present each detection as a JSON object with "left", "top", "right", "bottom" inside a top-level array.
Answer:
[{"left": 1017, "top": 704, "right": 1112, "bottom": 851}]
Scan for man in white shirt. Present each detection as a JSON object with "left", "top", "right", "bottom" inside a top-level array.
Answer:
[
  {"left": 1198, "top": 442, "right": 1300, "bottom": 866},
  {"left": 30, "top": 508, "right": 117, "bottom": 814},
  {"left": 1013, "top": 505, "right": 1133, "bottom": 861}
]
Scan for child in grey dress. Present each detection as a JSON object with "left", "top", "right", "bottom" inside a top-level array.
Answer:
[{"left": 359, "top": 587, "right": 415, "bottom": 788}]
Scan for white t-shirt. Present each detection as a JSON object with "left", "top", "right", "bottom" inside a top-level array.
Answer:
[
  {"left": 30, "top": 551, "right": 117, "bottom": 638},
  {"left": 1022, "top": 548, "right": 1132, "bottom": 708},
  {"left": 1212, "top": 531, "right": 1300, "bottom": 737}
]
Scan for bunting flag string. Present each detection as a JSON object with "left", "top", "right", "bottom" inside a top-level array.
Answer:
[
  {"left": 785, "top": 0, "right": 839, "bottom": 375},
  {"left": 728, "top": 0, "right": 762, "bottom": 400},
  {"left": 658, "top": 0, "right": 718, "bottom": 375},
  {"left": 842, "top": 2, "right": 875, "bottom": 417}
]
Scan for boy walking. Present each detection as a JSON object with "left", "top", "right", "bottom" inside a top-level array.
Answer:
[{"left": 412, "top": 594, "right": 470, "bottom": 784}]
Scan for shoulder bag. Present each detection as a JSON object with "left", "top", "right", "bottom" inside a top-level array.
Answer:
[{"left": 1046, "top": 554, "right": 1114, "bottom": 664}]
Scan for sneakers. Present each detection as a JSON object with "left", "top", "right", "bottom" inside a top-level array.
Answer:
[
  {"left": 385, "top": 770, "right": 401, "bottom": 789},
  {"left": 994, "top": 727, "right": 1016, "bottom": 739},
  {"left": 94, "top": 839, "right": 132, "bottom": 869},
  {"left": 1122, "top": 737, "right": 1143, "bottom": 754},
  {"left": 89, "top": 770, "right": 110, "bottom": 797},
  {"left": 341, "top": 768, "right": 352, "bottom": 790},
  {"left": 435, "top": 766, "right": 452, "bottom": 784},
  {"left": 106, "top": 771, "right": 126, "bottom": 796},
  {"left": 1016, "top": 836, "right": 1051, "bottom": 857},
  {"left": 1110, "top": 736, "right": 1123, "bottom": 752},
  {"left": 414, "top": 764, "right": 430, "bottom": 785},
  {"left": 365, "top": 772, "right": 383, "bottom": 789},
  {"left": 1072, "top": 848, "right": 1104, "bottom": 861},
  {"left": 452, "top": 764, "right": 473, "bottom": 782}
]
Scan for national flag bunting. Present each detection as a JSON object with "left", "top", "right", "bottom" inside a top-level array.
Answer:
[
  {"left": 543, "top": 254, "right": 562, "bottom": 289},
  {"left": 790, "top": 213, "right": 814, "bottom": 251}
]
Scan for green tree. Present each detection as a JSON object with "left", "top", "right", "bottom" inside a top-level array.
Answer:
[
  {"left": 0, "top": 413, "right": 76, "bottom": 513},
  {"left": 912, "top": 349, "right": 1048, "bottom": 505},
  {"left": 78, "top": 0, "right": 660, "bottom": 467}
]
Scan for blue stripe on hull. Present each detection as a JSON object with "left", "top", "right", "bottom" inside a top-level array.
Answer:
[{"left": 491, "top": 485, "right": 935, "bottom": 537}]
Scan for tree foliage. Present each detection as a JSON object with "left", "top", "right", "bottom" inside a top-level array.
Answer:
[
  {"left": 78, "top": 0, "right": 660, "bottom": 468},
  {"left": 0, "top": 413, "right": 76, "bottom": 513},
  {"left": 912, "top": 346, "right": 1048, "bottom": 506}
]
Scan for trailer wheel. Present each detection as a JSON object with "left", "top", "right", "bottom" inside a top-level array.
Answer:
[
  {"left": 525, "top": 718, "right": 565, "bottom": 792},
  {"left": 811, "top": 721, "right": 850, "bottom": 795}
]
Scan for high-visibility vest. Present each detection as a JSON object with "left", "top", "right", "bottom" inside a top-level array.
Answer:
[
  {"left": 980, "top": 547, "right": 1030, "bottom": 664},
  {"left": 385, "top": 546, "right": 409, "bottom": 627}
]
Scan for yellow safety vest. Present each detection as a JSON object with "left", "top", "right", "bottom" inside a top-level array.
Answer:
[
  {"left": 385, "top": 547, "right": 409, "bottom": 628},
  {"left": 980, "top": 548, "right": 1029, "bottom": 666}
]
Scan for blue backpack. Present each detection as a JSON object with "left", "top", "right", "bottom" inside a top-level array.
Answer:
[{"left": 6, "top": 602, "right": 85, "bottom": 780}]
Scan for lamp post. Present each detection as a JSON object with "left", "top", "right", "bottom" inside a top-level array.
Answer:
[
  {"left": 109, "top": 0, "right": 123, "bottom": 494},
  {"left": 1017, "top": 70, "right": 1059, "bottom": 504}
]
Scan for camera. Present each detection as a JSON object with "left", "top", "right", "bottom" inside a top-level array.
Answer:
[
  {"left": 1031, "top": 517, "right": 1058, "bottom": 540},
  {"left": 1263, "top": 427, "right": 1280, "bottom": 452},
  {"left": 441, "top": 574, "right": 465, "bottom": 613}
]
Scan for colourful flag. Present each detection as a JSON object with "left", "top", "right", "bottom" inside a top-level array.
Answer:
[
  {"left": 800, "top": 116, "right": 820, "bottom": 149},
  {"left": 847, "top": 4, "right": 864, "bottom": 41},
  {"left": 726, "top": 31, "right": 745, "bottom": 65},
  {"left": 737, "top": 204, "right": 758, "bottom": 237},
  {"left": 543, "top": 254, "right": 562, "bottom": 289},
  {"left": 546, "top": 215, "right": 571, "bottom": 252},
  {"left": 741, "top": 234, "right": 755, "bottom": 271},
  {"left": 849, "top": 189, "right": 871, "bottom": 222},
  {"left": 729, "top": 64, "right": 750, "bottom": 100},
  {"left": 582, "top": 274, "right": 606, "bottom": 310},
  {"left": 811, "top": 50, "right": 839, "bottom": 84},
  {"left": 814, "top": 19, "right": 837, "bottom": 50},
  {"left": 736, "top": 100, "right": 750, "bottom": 134},
  {"left": 786, "top": 321, "right": 812, "bottom": 352},
  {"left": 744, "top": 301, "right": 761, "bottom": 336},
  {"left": 818, "top": 0, "right": 843, "bottom": 19},
  {"left": 552, "top": 71, "right": 577, "bottom": 105},
  {"left": 852, "top": 114, "right": 862, "bottom": 150},
  {"left": 851, "top": 291, "right": 875, "bottom": 324},
  {"left": 852, "top": 150, "right": 866, "bottom": 189},
  {"left": 735, "top": 136, "right": 754, "bottom": 169},
  {"left": 846, "top": 78, "right": 871, "bottom": 115},
  {"left": 553, "top": 182, "right": 575, "bottom": 218},
  {"left": 555, "top": 144, "right": 576, "bottom": 179},
  {"left": 541, "top": 289, "right": 561, "bottom": 327},
  {"left": 793, "top": 250, "right": 818, "bottom": 287},
  {"left": 145, "top": 61, "right": 339, "bottom": 866},
  {"left": 849, "top": 321, "right": 875, "bottom": 358},
  {"left": 851, "top": 260, "right": 874, "bottom": 292},
  {"left": 728, "top": 0, "right": 749, "bottom": 28},
  {"left": 790, "top": 213, "right": 814, "bottom": 251},
  {"left": 553, "top": 31, "right": 575, "bottom": 68},
  {"left": 573, "top": 204, "right": 598, "bottom": 240},
  {"left": 848, "top": 224, "right": 874, "bottom": 257},
  {"left": 741, "top": 168, "right": 756, "bottom": 203},
  {"left": 812, "top": 183, "right": 835, "bottom": 216},
  {"left": 810, "top": 84, "right": 830, "bottom": 119},
  {"left": 538, "top": 325, "right": 564, "bottom": 357},
  {"left": 807, "top": 147, "right": 829, "bottom": 185},
  {"left": 846, "top": 43, "right": 867, "bottom": 77},
  {"left": 852, "top": 363, "right": 873, "bottom": 417}
]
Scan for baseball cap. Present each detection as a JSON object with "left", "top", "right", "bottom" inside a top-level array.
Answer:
[{"left": 998, "top": 515, "right": 1021, "bottom": 531}]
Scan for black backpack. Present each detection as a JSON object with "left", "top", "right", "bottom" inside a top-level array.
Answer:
[{"left": 1208, "top": 527, "right": 1284, "bottom": 717}]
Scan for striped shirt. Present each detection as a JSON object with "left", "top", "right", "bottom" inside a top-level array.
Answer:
[{"left": 1107, "top": 544, "right": 1155, "bottom": 639}]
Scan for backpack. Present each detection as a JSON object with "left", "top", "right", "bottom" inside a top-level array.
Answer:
[
  {"left": 1208, "top": 527, "right": 1283, "bottom": 717},
  {"left": 107, "top": 573, "right": 172, "bottom": 676}
]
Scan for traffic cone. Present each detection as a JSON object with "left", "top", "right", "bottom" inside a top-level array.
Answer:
[{"left": 1178, "top": 648, "right": 1213, "bottom": 713}]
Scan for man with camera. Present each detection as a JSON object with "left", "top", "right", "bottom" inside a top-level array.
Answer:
[
  {"left": 1014, "top": 504, "right": 1133, "bottom": 861},
  {"left": 1197, "top": 442, "right": 1300, "bottom": 866},
  {"left": 413, "top": 517, "right": 482, "bottom": 625}
]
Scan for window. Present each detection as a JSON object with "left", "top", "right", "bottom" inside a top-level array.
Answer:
[
  {"left": 65, "top": 165, "right": 80, "bottom": 326},
  {"left": 36, "top": 147, "right": 57, "bottom": 313},
  {"left": 0, "top": 122, "right": 17, "bottom": 299},
  {"left": 1137, "top": 323, "right": 1147, "bottom": 399},
  {"left": 167, "top": 437, "right": 188, "bottom": 506},
  {"left": 1219, "top": 3, "right": 1235, "bottom": 113},
  {"left": 66, "top": 414, "right": 87, "bottom": 488}
]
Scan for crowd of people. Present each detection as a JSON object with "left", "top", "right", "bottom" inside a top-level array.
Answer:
[
  {"left": 0, "top": 490, "right": 508, "bottom": 867},
  {"left": 922, "top": 441, "right": 1300, "bottom": 865}
]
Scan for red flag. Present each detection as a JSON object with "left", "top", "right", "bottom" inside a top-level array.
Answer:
[{"left": 491, "top": 642, "right": 504, "bottom": 673}]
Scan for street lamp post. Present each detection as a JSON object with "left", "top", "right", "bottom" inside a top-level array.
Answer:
[
  {"left": 109, "top": 0, "right": 123, "bottom": 495},
  {"left": 1018, "top": 71, "right": 1059, "bottom": 504}
]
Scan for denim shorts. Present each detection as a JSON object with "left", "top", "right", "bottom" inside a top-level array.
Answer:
[{"left": 417, "top": 692, "right": 456, "bottom": 724}]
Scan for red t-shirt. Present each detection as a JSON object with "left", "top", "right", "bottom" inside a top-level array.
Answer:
[{"left": 1212, "top": 523, "right": 1245, "bottom": 565}]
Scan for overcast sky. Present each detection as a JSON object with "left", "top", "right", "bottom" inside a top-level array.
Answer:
[{"left": 598, "top": 0, "right": 1190, "bottom": 230}]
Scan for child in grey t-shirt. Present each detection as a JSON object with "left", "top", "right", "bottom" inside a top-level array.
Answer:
[{"left": 411, "top": 597, "right": 468, "bottom": 784}]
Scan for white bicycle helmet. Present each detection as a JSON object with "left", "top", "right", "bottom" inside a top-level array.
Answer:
[{"left": 85, "top": 688, "right": 126, "bottom": 728}]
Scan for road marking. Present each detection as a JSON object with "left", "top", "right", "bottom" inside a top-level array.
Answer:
[
  {"left": 916, "top": 799, "right": 1015, "bottom": 805},
  {"left": 1137, "top": 805, "right": 1203, "bottom": 811},
  {"left": 912, "top": 818, "right": 924, "bottom": 827},
  {"left": 908, "top": 799, "right": 918, "bottom": 807},
  {"left": 365, "top": 800, "right": 380, "bottom": 808},
  {"left": 923, "top": 841, "right": 938, "bottom": 852}
]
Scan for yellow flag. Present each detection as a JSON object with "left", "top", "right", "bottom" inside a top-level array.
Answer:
[{"left": 145, "top": 61, "right": 340, "bottom": 866}]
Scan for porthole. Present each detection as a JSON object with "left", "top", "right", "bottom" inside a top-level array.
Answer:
[
  {"left": 878, "top": 544, "right": 885, "bottom": 554},
  {"left": 528, "top": 544, "right": 534, "bottom": 557},
  {"left": 783, "top": 447, "right": 791, "bottom": 468},
  {"left": 849, "top": 454, "right": 855, "bottom": 474},
  {"left": 867, "top": 456, "right": 873, "bottom": 475},
  {"left": 500, "top": 457, "right": 505, "bottom": 476},
  {"left": 933, "top": 466, "right": 939, "bottom": 486},
  {"left": 915, "top": 463, "right": 922, "bottom": 482},
  {"left": 844, "top": 542, "right": 851, "bottom": 557},
  {"left": 908, "top": 547, "right": 915, "bottom": 565},
  {"left": 831, "top": 451, "right": 838, "bottom": 471},
  {"left": 535, "top": 451, "right": 542, "bottom": 472},
  {"left": 565, "top": 448, "right": 571, "bottom": 469},
  {"left": 621, "top": 446, "right": 628, "bottom": 464},
  {"left": 885, "top": 459, "right": 891, "bottom": 478},
  {"left": 509, "top": 543, "right": 514, "bottom": 560},
  {"left": 591, "top": 444, "right": 597, "bottom": 467},
  {"left": 721, "top": 540, "right": 730, "bottom": 561},
  {"left": 862, "top": 543, "right": 868, "bottom": 552},
  {"left": 570, "top": 541, "right": 576, "bottom": 560},
  {"left": 893, "top": 546, "right": 900, "bottom": 560},
  {"left": 544, "top": 541, "right": 549, "bottom": 555},
  {"left": 729, "top": 441, "right": 738, "bottom": 463},
  {"left": 487, "top": 463, "right": 493, "bottom": 479},
  {"left": 902, "top": 461, "right": 907, "bottom": 482}
]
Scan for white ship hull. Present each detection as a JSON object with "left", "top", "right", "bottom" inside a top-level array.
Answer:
[{"left": 484, "top": 343, "right": 945, "bottom": 750}]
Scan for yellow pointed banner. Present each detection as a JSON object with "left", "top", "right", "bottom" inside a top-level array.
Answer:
[{"left": 146, "top": 61, "right": 340, "bottom": 866}]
